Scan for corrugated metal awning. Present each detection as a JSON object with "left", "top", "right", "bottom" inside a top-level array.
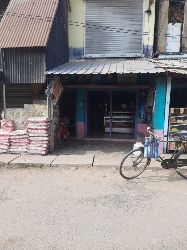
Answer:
[
  {"left": 46, "top": 59, "right": 166, "bottom": 75},
  {"left": 152, "top": 59, "right": 187, "bottom": 74},
  {"left": 0, "top": 0, "right": 59, "bottom": 48}
]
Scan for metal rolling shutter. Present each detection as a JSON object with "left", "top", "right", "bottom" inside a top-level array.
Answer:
[{"left": 85, "top": 0, "right": 144, "bottom": 58}]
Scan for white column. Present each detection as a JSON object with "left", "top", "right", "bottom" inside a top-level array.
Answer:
[
  {"left": 50, "top": 100, "right": 54, "bottom": 153},
  {"left": 163, "top": 76, "right": 171, "bottom": 153}
]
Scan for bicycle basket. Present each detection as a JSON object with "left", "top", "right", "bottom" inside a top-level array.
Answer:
[{"left": 144, "top": 137, "right": 159, "bottom": 159}]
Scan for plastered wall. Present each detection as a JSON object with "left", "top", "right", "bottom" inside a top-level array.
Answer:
[{"left": 68, "top": 0, "right": 156, "bottom": 59}]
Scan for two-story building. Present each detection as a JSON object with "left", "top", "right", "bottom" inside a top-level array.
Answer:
[
  {"left": 46, "top": 0, "right": 166, "bottom": 152},
  {"left": 2, "top": 0, "right": 184, "bottom": 154}
]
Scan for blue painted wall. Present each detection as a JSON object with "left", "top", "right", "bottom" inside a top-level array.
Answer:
[
  {"left": 46, "top": 0, "right": 69, "bottom": 70},
  {"left": 152, "top": 77, "right": 166, "bottom": 130},
  {"left": 69, "top": 46, "right": 152, "bottom": 60},
  {"left": 69, "top": 47, "right": 84, "bottom": 60},
  {"left": 143, "top": 45, "right": 153, "bottom": 57}
]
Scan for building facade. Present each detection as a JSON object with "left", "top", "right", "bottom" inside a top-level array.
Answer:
[
  {"left": 2, "top": 0, "right": 187, "bottom": 154},
  {"left": 46, "top": 0, "right": 167, "bottom": 155}
]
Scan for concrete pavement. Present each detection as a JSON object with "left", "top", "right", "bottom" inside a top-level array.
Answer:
[
  {"left": 0, "top": 153, "right": 163, "bottom": 169},
  {"left": 0, "top": 138, "right": 163, "bottom": 169}
]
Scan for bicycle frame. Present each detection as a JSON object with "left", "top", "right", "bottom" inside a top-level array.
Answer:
[
  {"left": 156, "top": 148, "right": 179, "bottom": 169},
  {"left": 147, "top": 127, "right": 187, "bottom": 169}
]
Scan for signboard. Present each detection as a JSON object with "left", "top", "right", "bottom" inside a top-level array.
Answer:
[{"left": 45, "top": 77, "right": 63, "bottom": 106}]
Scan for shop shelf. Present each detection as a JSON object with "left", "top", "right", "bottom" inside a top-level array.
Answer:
[
  {"left": 104, "top": 110, "right": 135, "bottom": 133},
  {"left": 170, "top": 115, "right": 187, "bottom": 117},
  {"left": 170, "top": 123, "right": 187, "bottom": 126},
  {"left": 168, "top": 110, "right": 187, "bottom": 150}
]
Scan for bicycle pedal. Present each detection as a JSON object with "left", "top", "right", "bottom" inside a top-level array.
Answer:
[{"left": 156, "top": 158, "right": 162, "bottom": 162}]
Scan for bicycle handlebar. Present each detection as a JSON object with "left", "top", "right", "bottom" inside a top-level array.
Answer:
[{"left": 146, "top": 127, "right": 162, "bottom": 140}]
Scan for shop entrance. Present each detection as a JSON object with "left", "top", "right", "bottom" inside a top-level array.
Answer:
[
  {"left": 87, "top": 90, "right": 136, "bottom": 139},
  {"left": 59, "top": 90, "right": 76, "bottom": 137}
]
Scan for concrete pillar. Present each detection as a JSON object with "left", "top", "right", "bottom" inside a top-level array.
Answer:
[
  {"left": 182, "top": 3, "right": 187, "bottom": 53},
  {"left": 76, "top": 89, "right": 85, "bottom": 139},
  {"left": 152, "top": 77, "right": 167, "bottom": 153},
  {"left": 156, "top": 1, "right": 169, "bottom": 53}
]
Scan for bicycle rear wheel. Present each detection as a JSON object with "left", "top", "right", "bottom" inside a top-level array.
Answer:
[
  {"left": 58, "top": 132, "right": 65, "bottom": 148},
  {"left": 120, "top": 149, "right": 149, "bottom": 180},
  {"left": 174, "top": 149, "right": 187, "bottom": 179}
]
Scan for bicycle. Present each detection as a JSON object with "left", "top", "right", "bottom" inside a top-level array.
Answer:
[
  {"left": 119, "top": 127, "right": 187, "bottom": 180},
  {"left": 55, "top": 117, "right": 69, "bottom": 149}
]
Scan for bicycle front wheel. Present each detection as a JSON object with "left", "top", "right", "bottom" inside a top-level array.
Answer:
[
  {"left": 174, "top": 149, "right": 187, "bottom": 179},
  {"left": 120, "top": 149, "right": 149, "bottom": 180}
]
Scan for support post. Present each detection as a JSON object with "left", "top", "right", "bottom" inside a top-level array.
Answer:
[
  {"left": 47, "top": 97, "right": 49, "bottom": 117},
  {"left": 163, "top": 77, "right": 171, "bottom": 153},
  {"left": 3, "top": 83, "right": 6, "bottom": 119},
  {"left": 135, "top": 90, "right": 139, "bottom": 139},
  {"left": 50, "top": 100, "right": 54, "bottom": 153},
  {"left": 110, "top": 91, "right": 113, "bottom": 138},
  {"left": 77, "top": 89, "right": 85, "bottom": 139}
]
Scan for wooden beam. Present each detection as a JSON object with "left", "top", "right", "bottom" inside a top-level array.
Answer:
[{"left": 64, "top": 85, "right": 151, "bottom": 89}]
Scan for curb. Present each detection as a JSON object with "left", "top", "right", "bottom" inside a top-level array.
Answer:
[{"left": 0, "top": 162, "right": 163, "bottom": 170}]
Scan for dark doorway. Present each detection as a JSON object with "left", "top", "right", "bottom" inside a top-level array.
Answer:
[
  {"left": 87, "top": 91, "right": 110, "bottom": 137},
  {"left": 87, "top": 90, "right": 136, "bottom": 139},
  {"left": 59, "top": 90, "right": 76, "bottom": 137}
]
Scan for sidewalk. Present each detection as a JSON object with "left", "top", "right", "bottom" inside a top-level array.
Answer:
[{"left": 0, "top": 138, "right": 163, "bottom": 169}]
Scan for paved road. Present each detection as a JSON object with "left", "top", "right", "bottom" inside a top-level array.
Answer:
[{"left": 0, "top": 167, "right": 187, "bottom": 250}]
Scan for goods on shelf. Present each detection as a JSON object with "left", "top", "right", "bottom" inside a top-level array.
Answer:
[
  {"left": 168, "top": 107, "right": 187, "bottom": 151},
  {"left": 9, "top": 130, "right": 28, "bottom": 154},
  {"left": 26, "top": 117, "right": 51, "bottom": 155},
  {"left": 104, "top": 108, "right": 135, "bottom": 133},
  {"left": 0, "top": 130, "right": 10, "bottom": 153},
  {"left": 171, "top": 127, "right": 179, "bottom": 132},
  {"left": 170, "top": 117, "right": 176, "bottom": 122}
]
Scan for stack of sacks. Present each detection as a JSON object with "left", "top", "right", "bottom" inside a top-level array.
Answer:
[
  {"left": 9, "top": 130, "right": 28, "bottom": 154},
  {"left": 0, "top": 130, "right": 10, "bottom": 153},
  {"left": 0, "top": 119, "right": 14, "bottom": 153},
  {"left": 26, "top": 117, "right": 51, "bottom": 155}
]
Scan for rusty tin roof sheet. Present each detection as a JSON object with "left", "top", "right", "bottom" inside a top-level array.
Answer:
[
  {"left": 0, "top": 0, "right": 59, "bottom": 48},
  {"left": 152, "top": 59, "right": 187, "bottom": 74},
  {"left": 46, "top": 59, "right": 166, "bottom": 75}
]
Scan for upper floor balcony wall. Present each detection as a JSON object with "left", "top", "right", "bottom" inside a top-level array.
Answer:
[
  {"left": 68, "top": 0, "right": 156, "bottom": 60},
  {"left": 154, "top": 0, "right": 187, "bottom": 55}
]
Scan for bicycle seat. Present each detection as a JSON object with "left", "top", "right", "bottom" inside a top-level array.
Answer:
[{"left": 172, "top": 132, "right": 187, "bottom": 141}]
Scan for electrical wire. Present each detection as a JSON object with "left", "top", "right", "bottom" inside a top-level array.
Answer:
[
  {"left": 0, "top": 3, "right": 186, "bottom": 40},
  {"left": 2, "top": 10, "right": 187, "bottom": 39}
]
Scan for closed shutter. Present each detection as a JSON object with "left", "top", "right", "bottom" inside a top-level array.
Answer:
[{"left": 85, "top": 0, "right": 144, "bottom": 58}]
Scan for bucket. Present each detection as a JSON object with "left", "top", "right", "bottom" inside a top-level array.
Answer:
[
  {"left": 144, "top": 137, "right": 160, "bottom": 158},
  {"left": 133, "top": 142, "right": 144, "bottom": 156},
  {"left": 144, "top": 137, "right": 150, "bottom": 158}
]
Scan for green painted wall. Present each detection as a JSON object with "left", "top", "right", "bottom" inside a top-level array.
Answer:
[{"left": 77, "top": 89, "right": 85, "bottom": 122}]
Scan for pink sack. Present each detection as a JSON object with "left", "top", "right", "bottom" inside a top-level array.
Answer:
[{"left": 0, "top": 119, "right": 14, "bottom": 132}]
